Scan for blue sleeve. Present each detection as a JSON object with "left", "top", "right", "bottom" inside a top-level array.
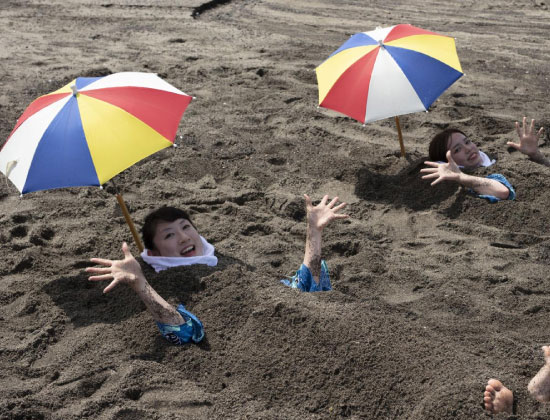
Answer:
[
  {"left": 156, "top": 304, "right": 204, "bottom": 345},
  {"left": 280, "top": 260, "right": 332, "bottom": 292},
  {"left": 470, "top": 173, "right": 515, "bottom": 203}
]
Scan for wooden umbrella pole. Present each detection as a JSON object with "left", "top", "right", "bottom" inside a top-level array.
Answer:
[
  {"left": 111, "top": 181, "right": 144, "bottom": 252},
  {"left": 394, "top": 116, "right": 406, "bottom": 158}
]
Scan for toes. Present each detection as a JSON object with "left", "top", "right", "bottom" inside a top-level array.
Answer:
[{"left": 487, "top": 378, "right": 503, "bottom": 391}]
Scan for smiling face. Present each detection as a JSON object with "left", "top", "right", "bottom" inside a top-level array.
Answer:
[
  {"left": 151, "top": 218, "right": 204, "bottom": 258},
  {"left": 447, "top": 132, "right": 483, "bottom": 169}
]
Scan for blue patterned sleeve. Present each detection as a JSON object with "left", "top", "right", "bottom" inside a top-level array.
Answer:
[
  {"left": 156, "top": 304, "right": 204, "bottom": 345},
  {"left": 280, "top": 260, "right": 332, "bottom": 292},
  {"left": 470, "top": 174, "right": 515, "bottom": 203}
]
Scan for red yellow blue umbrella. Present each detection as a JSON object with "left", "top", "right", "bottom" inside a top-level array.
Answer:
[
  {"left": 316, "top": 24, "right": 463, "bottom": 155},
  {"left": 0, "top": 71, "right": 193, "bottom": 250}
]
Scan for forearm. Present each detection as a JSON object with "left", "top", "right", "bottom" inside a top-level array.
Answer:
[
  {"left": 528, "top": 150, "right": 550, "bottom": 167},
  {"left": 133, "top": 280, "right": 184, "bottom": 325},
  {"left": 303, "top": 227, "right": 322, "bottom": 281},
  {"left": 458, "top": 173, "right": 510, "bottom": 199}
]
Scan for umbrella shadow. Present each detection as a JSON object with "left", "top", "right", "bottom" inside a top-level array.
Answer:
[
  {"left": 354, "top": 157, "right": 461, "bottom": 211},
  {"left": 42, "top": 252, "right": 248, "bottom": 329}
]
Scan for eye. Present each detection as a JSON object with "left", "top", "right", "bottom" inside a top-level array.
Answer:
[{"left": 164, "top": 232, "right": 174, "bottom": 240}]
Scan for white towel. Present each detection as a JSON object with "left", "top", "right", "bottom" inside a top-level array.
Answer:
[
  {"left": 438, "top": 150, "right": 495, "bottom": 168},
  {"left": 478, "top": 151, "right": 496, "bottom": 167},
  {"left": 140, "top": 236, "right": 218, "bottom": 273}
]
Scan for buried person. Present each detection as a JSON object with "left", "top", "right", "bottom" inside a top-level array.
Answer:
[
  {"left": 484, "top": 345, "right": 550, "bottom": 415},
  {"left": 421, "top": 117, "right": 547, "bottom": 203},
  {"left": 86, "top": 194, "right": 348, "bottom": 345}
]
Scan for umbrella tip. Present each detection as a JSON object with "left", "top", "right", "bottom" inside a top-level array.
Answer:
[{"left": 70, "top": 84, "right": 79, "bottom": 96}]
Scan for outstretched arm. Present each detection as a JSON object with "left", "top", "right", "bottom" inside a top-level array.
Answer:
[
  {"left": 507, "top": 117, "right": 549, "bottom": 167},
  {"left": 421, "top": 150, "right": 510, "bottom": 199},
  {"left": 86, "top": 242, "right": 183, "bottom": 325},
  {"left": 303, "top": 194, "right": 348, "bottom": 281}
]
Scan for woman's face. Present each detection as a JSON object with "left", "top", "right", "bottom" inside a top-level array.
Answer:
[
  {"left": 447, "top": 132, "right": 482, "bottom": 169},
  {"left": 151, "top": 218, "right": 204, "bottom": 257}
]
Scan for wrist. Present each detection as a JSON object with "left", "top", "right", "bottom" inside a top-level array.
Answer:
[
  {"left": 456, "top": 172, "right": 468, "bottom": 184},
  {"left": 528, "top": 149, "right": 543, "bottom": 159},
  {"left": 131, "top": 275, "right": 148, "bottom": 293}
]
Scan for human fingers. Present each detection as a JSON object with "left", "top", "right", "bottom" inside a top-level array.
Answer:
[
  {"left": 522, "top": 116, "right": 527, "bottom": 136},
  {"left": 303, "top": 194, "right": 313, "bottom": 210},
  {"left": 103, "top": 279, "right": 120, "bottom": 294},
  {"left": 333, "top": 202, "right": 347, "bottom": 212},
  {"left": 431, "top": 177, "right": 443, "bottom": 186},
  {"left": 86, "top": 266, "right": 112, "bottom": 275},
  {"left": 88, "top": 273, "right": 114, "bottom": 282},
  {"left": 89, "top": 257, "right": 113, "bottom": 266},
  {"left": 542, "top": 345, "right": 550, "bottom": 364},
  {"left": 333, "top": 213, "right": 349, "bottom": 219},
  {"left": 422, "top": 161, "right": 440, "bottom": 168},
  {"left": 446, "top": 150, "right": 457, "bottom": 168},
  {"left": 319, "top": 194, "right": 329, "bottom": 206},
  {"left": 538, "top": 126, "right": 544, "bottom": 138},
  {"left": 421, "top": 173, "right": 439, "bottom": 180},
  {"left": 515, "top": 121, "right": 521, "bottom": 138},
  {"left": 121, "top": 242, "right": 134, "bottom": 259},
  {"left": 530, "top": 118, "right": 536, "bottom": 134},
  {"left": 327, "top": 196, "right": 339, "bottom": 208},
  {"left": 420, "top": 167, "right": 438, "bottom": 174},
  {"left": 506, "top": 141, "right": 520, "bottom": 150}
]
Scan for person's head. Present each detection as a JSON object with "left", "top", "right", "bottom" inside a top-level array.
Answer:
[
  {"left": 429, "top": 128, "right": 482, "bottom": 169},
  {"left": 142, "top": 207, "right": 203, "bottom": 257}
]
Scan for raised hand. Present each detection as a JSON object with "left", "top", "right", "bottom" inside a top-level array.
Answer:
[
  {"left": 420, "top": 150, "right": 463, "bottom": 186},
  {"left": 508, "top": 116, "right": 544, "bottom": 158},
  {"left": 86, "top": 242, "right": 146, "bottom": 293},
  {"left": 304, "top": 194, "right": 349, "bottom": 232}
]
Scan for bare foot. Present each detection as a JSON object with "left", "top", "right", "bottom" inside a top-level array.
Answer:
[
  {"left": 484, "top": 379, "right": 514, "bottom": 414},
  {"left": 528, "top": 345, "right": 550, "bottom": 402}
]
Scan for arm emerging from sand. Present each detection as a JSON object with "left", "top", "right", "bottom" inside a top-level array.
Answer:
[
  {"left": 421, "top": 150, "right": 511, "bottom": 200},
  {"left": 86, "top": 242, "right": 184, "bottom": 325},
  {"left": 302, "top": 194, "right": 349, "bottom": 281},
  {"left": 507, "top": 117, "right": 549, "bottom": 167}
]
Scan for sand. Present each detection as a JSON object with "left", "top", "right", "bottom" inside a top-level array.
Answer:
[{"left": 1, "top": 0, "right": 550, "bottom": 418}]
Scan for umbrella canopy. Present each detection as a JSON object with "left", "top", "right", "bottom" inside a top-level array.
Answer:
[
  {"left": 316, "top": 24, "right": 463, "bottom": 124},
  {"left": 0, "top": 72, "right": 192, "bottom": 194}
]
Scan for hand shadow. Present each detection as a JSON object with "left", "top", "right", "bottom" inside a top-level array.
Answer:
[
  {"left": 354, "top": 156, "right": 461, "bottom": 211},
  {"left": 42, "top": 252, "right": 250, "bottom": 330}
]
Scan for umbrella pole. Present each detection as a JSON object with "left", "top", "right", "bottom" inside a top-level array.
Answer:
[
  {"left": 110, "top": 181, "right": 144, "bottom": 253},
  {"left": 394, "top": 116, "right": 406, "bottom": 158}
]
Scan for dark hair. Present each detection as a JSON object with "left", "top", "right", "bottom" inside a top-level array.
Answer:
[
  {"left": 142, "top": 207, "right": 194, "bottom": 251},
  {"left": 428, "top": 128, "right": 467, "bottom": 162}
]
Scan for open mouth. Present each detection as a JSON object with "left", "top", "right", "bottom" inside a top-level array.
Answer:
[{"left": 180, "top": 245, "right": 196, "bottom": 257}]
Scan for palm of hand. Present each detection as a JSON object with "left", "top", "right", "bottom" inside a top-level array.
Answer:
[
  {"left": 439, "top": 161, "right": 461, "bottom": 180},
  {"left": 308, "top": 206, "right": 337, "bottom": 230},
  {"left": 305, "top": 194, "right": 348, "bottom": 231},
  {"left": 518, "top": 133, "right": 538, "bottom": 155},
  {"left": 111, "top": 256, "right": 141, "bottom": 284}
]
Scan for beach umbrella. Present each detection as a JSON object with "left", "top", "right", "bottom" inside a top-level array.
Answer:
[
  {"left": 0, "top": 72, "right": 193, "bottom": 251},
  {"left": 316, "top": 24, "right": 463, "bottom": 157}
]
